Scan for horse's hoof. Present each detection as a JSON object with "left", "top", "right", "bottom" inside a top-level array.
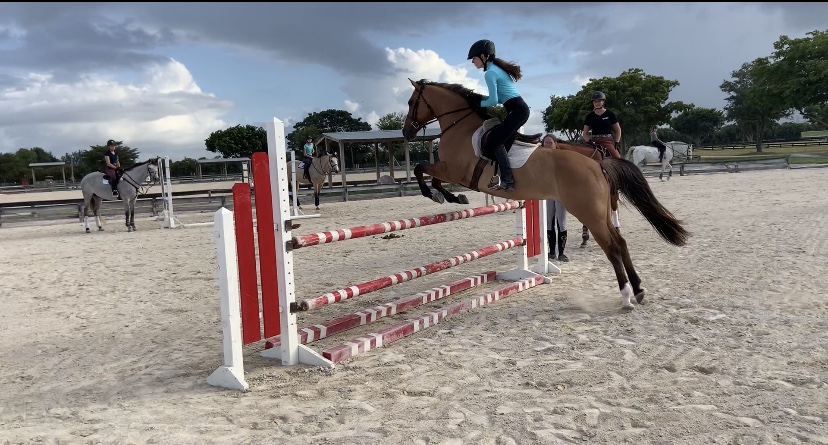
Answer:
[
  {"left": 430, "top": 193, "right": 445, "bottom": 204},
  {"left": 85, "top": 228, "right": 90, "bottom": 233},
  {"left": 621, "top": 302, "right": 635, "bottom": 311},
  {"left": 315, "top": 206, "right": 320, "bottom": 210},
  {"left": 98, "top": 227, "right": 104, "bottom": 231},
  {"left": 458, "top": 194, "right": 469, "bottom": 205},
  {"left": 635, "top": 287, "right": 647, "bottom": 303}
]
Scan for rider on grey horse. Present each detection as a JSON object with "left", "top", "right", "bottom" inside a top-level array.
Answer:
[{"left": 104, "top": 140, "right": 122, "bottom": 198}]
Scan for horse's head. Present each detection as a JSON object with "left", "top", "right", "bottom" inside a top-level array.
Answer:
[
  {"left": 402, "top": 79, "right": 435, "bottom": 141},
  {"left": 327, "top": 153, "right": 340, "bottom": 174},
  {"left": 402, "top": 79, "right": 488, "bottom": 141},
  {"left": 147, "top": 158, "right": 161, "bottom": 183}
]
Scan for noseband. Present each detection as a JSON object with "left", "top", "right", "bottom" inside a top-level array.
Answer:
[{"left": 405, "top": 83, "right": 478, "bottom": 139}]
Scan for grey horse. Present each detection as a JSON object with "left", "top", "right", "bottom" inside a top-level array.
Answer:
[
  {"left": 80, "top": 158, "right": 160, "bottom": 233},
  {"left": 286, "top": 152, "right": 340, "bottom": 209}
]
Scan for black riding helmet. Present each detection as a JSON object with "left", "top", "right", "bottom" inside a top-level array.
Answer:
[
  {"left": 467, "top": 39, "right": 495, "bottom": 60},
  {"left": 591, "top": 91, "right": 606, "bottom": 101}
]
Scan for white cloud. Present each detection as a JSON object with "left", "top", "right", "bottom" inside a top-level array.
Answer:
[
  {"left": 0, "top": 59, "right": 231, "bottom": 159},
  {"left": 338, "top": 47, "right": 480, "bottom": 130}
]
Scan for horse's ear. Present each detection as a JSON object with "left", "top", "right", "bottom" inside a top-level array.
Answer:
[{"left": 409, "top": 78, "right": 417, "bottom": 87}]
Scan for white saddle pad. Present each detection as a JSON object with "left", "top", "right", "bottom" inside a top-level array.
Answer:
[
  {"left": 101, "top": 178, "right": 109, "bottom": 185},
  {"left": 471, "top": 118, "right": 537, "bottom": 169}
]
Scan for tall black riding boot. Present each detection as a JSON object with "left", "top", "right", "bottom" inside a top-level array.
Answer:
[
  {"left": 304, "top": 165, "right": 311, "bottom": 180},
  {"left": 580, "top": 225, "right": 589, "bottom": 248},
  {"left": 487, "top": 144, "right": 514, "bottom": 192},
  {"left": 547, "top": 230, "right": 556, "bottom": 260},
  {"left": 558, "top": 230, "right": 569, "bottom": 262}
]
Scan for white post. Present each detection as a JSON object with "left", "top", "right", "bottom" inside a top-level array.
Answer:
[
  {"left": 162, "top": 156, "right": 176, "bottom": 229},
  {"left": 532, "top": 200, "right": 560, "bottom": 276},
  {"left": 242, "top": 161, "right": 250, "bottom": 185},
  {"left": 497, "top": 200, "right": 557, "bottom": 282},
  {"left": 259, "top": 118, "right": 333, "bottom": 367},
  {"left": 206, "top": 208, "right": 249, "bottom": 391}
]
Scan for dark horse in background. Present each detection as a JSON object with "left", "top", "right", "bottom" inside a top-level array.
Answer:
[{"left": 402, "top": 79, "right": 689, "bottom": 310}]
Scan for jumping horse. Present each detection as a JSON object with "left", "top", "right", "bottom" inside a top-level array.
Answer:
[
  {"left": 286, "top": 152, "right": 341, "bottom": 210},
  {"left": 402, "top": 79, "right": 689, "bottom": 310},
  {"left": 80, "top": 158, "right": 160, "bottom": 233}
]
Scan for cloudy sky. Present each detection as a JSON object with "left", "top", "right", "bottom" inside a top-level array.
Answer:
[{"left": 1, "top": 2, "right": 826, "bottom": 161}]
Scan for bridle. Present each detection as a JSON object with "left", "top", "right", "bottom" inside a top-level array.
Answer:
[
  {"left": 120, "top": 160, "right": 160, "bottom": 195},
  {"left": 309, "top": 154, "right": 339, "bottom": 177},
  {"left": 405, "top": 82, "right": 478, "bottom": 139}
]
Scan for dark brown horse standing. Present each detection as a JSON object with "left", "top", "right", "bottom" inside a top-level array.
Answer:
[{"left": 402, "top": 79, "right": 689, "bottom": 310}]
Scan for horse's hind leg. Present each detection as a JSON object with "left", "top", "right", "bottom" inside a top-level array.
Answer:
[
  {"left": 589, "top": 221, "right": 635, "bottom": 310},
  {"left": 94, "top": 198, "right": 104, "bottom": 231},
  {"left": 616, "top": 233, "right": 645, "bottom": 303},
  {"left": 314, "top": 185, "right": 321, "bottom": 210},
  {"left": 83, "top": 199, "right": 91, "bottom": 233}
]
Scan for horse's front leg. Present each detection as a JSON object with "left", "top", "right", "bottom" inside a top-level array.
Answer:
[
  {"left": 431, "top": 177, "right": 468, "bottom": 205},
  {"left": 130, "top": 200, "right": 137, "bottom": 231},
  {"left": 314, "top": 185, "right": 320, "bottom": 210},
  {"left": 414, "top": 161, "right": 443, "bottom": 204},
  {"left": 124, "top": 201, "right": 133, "bottom": 232},
  {"left": 414, "top": 161, "right": 466, "bottom": 205}
]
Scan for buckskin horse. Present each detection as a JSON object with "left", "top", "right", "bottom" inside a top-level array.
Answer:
[
  {"left": 402, "top": 79, "right": 689, "bottom": 310},
  {"left": 286, "top": 152, "right": 341, "bottom": 210}
]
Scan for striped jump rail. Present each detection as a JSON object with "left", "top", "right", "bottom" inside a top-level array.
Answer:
[
  {"left": 291, "top": 200, "right": 523, "bottom": 250},
  {"left": 323, "top": 275, "right": 545, "bottom": 363},
  {"left": 298, "top": 237, "right": 524, "bottom": 311},
  {"left": 265, "top": 271, "right": 496, "bottom": 349}
]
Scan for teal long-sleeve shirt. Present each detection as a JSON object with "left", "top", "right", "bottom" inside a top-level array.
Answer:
[{"left": 480, "top": 62, "right": 520, "bottom": 107}]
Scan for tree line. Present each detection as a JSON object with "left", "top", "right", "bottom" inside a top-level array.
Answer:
[
  {"left": 2, "top": 29, "right": 825, "bottom": 185},
  {"left": 543, "top": 30, "right": 827, "bottom": 153}
]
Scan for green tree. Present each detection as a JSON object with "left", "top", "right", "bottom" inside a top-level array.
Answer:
[
  {"left": 670, "top": 107, "right": 725, "bottom": 148},
  {"left": 287, "top": 109, "right": 372, "bottom": 151},
  {"left": 170, "top": 158, "right": 200, "bottom": 177},
  {"left": 205, "top": 124, "right": 267, "bottom": 158},
  {"left": 0, "top": 153, "right": 26, "bottom": 184},
  {"left": 720, "top": 58, "right": 791, "bottom": 151},
  {"left": 84, "top": 142, "right": 139, "bottom": 168},
  {"left": 767, "top": 29, "right": 828, "bottom": 127},
  {"left": 488, "top": 104, "right": 507, "bottom": 122},
  {"left": 542, "top": 94, "right": 584, "bottom": 141}
]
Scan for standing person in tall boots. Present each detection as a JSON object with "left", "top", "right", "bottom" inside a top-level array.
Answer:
[
  {"left": 467, "top": 39, "right": 529, "bottom": 192},
  {"left": 540, "top": 134, "right": 569, "bottom": 262}
]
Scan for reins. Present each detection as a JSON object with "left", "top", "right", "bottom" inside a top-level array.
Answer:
[{"left": 406, "top": 83, "right": 478, "bottom": 140}]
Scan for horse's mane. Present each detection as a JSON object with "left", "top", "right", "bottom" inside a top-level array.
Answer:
[
  {"left": 416, "top": 79, "right": 493, "bottom": 120},
  {"left": 124, "top": 158, "right": 157, "bottom": 170}
]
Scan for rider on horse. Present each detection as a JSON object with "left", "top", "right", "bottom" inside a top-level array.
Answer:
[
  {"left": 467, "top": 39, "right": 528, "bottom": 193},
  {"left": 302, "top": 136, "right": 314, "bottom": 180},
  {"left": 104, "top": 139, "right": 122, "bottom": 198},
  {"left": 650, "top": 126, "right": 668, "bottom": 162},
  {"left": 582, "top": 92, "right": 622, "bottom": 160}
]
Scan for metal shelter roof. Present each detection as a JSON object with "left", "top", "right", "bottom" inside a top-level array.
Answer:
[{"left": 321, "top": 128, "right": 441, "bottom": 144}]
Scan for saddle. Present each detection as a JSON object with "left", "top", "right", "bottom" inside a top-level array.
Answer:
[
  {"left": 480, "top": 128, "right": 542, "bottom": 152},
  {"left": 469, "top": 118, "right": 539, "bottom": 192}
]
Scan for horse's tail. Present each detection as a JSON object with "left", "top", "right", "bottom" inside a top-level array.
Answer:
[{"left": 601, "top": 158, "right": 689, "bottom": 247}]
